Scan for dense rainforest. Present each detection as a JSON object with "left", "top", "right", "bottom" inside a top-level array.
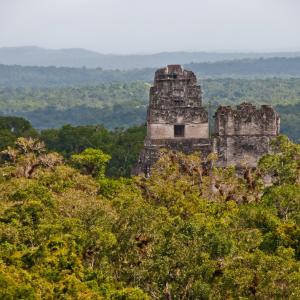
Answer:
[{"left": 0, "top": 133, "right": 300, "bottom": 299}]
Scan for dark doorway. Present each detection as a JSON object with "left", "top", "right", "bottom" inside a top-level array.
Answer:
[{"left": 174, "top": 125, "right": 185, "bottom": 137}]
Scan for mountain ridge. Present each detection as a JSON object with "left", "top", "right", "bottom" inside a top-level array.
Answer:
[{"left": 1, "top": 46, "right": 300, "bottom": 70}]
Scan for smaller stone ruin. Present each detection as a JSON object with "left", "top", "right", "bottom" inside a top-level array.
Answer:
[{"left": 214, "top": 103, "right": 280, "bottom": 167}]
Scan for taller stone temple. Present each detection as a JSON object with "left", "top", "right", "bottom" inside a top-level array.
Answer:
[{"left": 135, "top": 65, "right": 280, "bottom": 175}]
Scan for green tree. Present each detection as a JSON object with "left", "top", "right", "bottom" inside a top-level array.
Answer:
[{"left": 71, "top": 148, "right": 111, "bottom": 179}]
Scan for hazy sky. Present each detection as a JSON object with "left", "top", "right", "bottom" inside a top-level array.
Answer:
[{"left": 0, "top": 0, "right": 300, "bottom": 54}]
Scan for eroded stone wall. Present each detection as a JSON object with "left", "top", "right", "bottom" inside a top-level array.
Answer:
[
  {"left": 134, "top": 65, "right": 211, "bottom": 175},
  {"left": 148, "top": 65, "right": 209, "bottom": 140},
  {"left": 214, "top": 103, "right": 280, "bottom": 167}
]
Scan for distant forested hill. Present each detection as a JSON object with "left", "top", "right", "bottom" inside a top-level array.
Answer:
[
  {"left": 1, "top": 57, "right": 300, "bottom": 88},
  {"left": 1, "top": 46, "right": 300, "bottom": 69}
]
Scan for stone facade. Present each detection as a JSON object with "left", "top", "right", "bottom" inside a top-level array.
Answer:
[
  {"left": 134, "top": 65, "right": 280, "bottom": 175},
  {"left": 214, "top": 103, "right": 280, "bottom": 167},
  {"left": 147, "top": 65, "right": 209, "bottom": 140}
]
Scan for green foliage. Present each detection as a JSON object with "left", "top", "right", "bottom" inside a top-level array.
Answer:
[
  {"left": 0, "top": 136, "right": 300, "bottom": 298},
  {"left": 71, "top": 148, "right": 111, "bottom": 179},
  {"left": 0, "top": 119, "right": 146, "bottom": 178},
  {"left": 259, "top": 135, "right": 300, "bottom": 185},
  {"left": 0, "top": 116, "right": 38, "bottom": 151},
  {"left": 41, "top": 124, "right": 146, "bottom": 178}
]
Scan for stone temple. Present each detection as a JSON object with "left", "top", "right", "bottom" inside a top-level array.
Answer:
[{"left": 135, "top": 65, "right": 280, "bottom": 175}]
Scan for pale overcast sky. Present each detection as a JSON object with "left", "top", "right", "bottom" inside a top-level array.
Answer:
[{"left": 0, "top": 0, "right": 299, "bottom": 54}]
